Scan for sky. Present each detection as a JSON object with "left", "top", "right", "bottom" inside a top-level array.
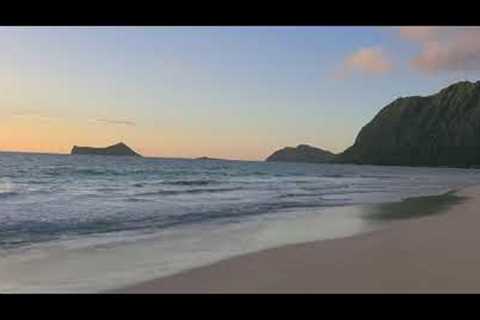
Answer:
[{"left": 1, "top": 26, "right": 480, "bottom": 160}]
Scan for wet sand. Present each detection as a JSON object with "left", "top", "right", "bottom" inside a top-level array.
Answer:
[{"left": 115, "top": 186, "right": 480, "bottom": 293}]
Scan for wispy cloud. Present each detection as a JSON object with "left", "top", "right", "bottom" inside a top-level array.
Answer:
[
  {"left": 336, "top": 46, "right": 393, "bottom": 78},
  {"left": 11, "top": 110, "right": 137, "bottom": 127},
  {"left": 91, "top": 118, "right": 136, "bottom": 126},
  {"left": 399, "top": 26, "right": 440, "bottom": 42},
  {"left": 399, "top": 27, "right": 480, "bottom": 74},
  {"left": 11, "top": 110, "right": 60, "bottom": 122}
]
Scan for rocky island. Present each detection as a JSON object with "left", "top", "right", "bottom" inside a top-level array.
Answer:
[
  {"left": 71, "top": 142, "right": 141, "bottom": 157},
  {"left": 266, "top": 144, "right": 335, "bottom": 163}
]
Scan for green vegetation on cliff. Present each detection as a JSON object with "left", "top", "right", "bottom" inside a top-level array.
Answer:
[
  {"left": 267, "top": 81, "right": 480, "bottom": 168},
  {"left": 338, "top": 81, "right": 480, "bottom": 167}
]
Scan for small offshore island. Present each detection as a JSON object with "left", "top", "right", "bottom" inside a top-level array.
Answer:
[
  {"left": 71, "top": 142, "right": 141, "bottom": 157},
  {"left": 194, "top": 156, "right": 227, "bottom": 161},
  {"left": 266, "top": 144, "right": 335, "bottom": 163}
]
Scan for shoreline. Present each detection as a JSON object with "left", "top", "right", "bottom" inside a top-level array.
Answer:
[{"left": 114, "top": 186, "right": 479, "bottom": 293}]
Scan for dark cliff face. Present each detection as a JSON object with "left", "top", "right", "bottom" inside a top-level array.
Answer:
[
  {"left": 71, "top": 142, "right": 141, "bottom": 157},
  {"left": 338, "top": 81, "right": 480, "bottom": 167},
  {"left": 266, "top": 144, "right": 335, "bottom": 163}
]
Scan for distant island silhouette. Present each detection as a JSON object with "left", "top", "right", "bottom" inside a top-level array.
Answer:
[
  {"left": 194, "top": 156, "right": 226, "bottom": 161},
  {"left": 266, "top": 144, "right": 335, "bottom": 163},
  {"left": 71, "top": 142, "right": 141, "bottom": 157}
]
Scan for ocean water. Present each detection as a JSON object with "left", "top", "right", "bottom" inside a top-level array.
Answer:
[{"left": 1, "top": 152, "right": 480, "bottom": 292}]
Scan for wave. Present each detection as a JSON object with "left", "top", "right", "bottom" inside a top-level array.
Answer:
[
  {"left": 0, "top": 191, "right": 19, "bottom": 199},
  {"left": 277, "top": 193, "right": 315, "bottom": 199},
  {"left": 95, "top": 187, "right": 121, "bottom": 192},
  {"left": 322, "top": 174, "right": 346, "bottom": 178},
  {"left": 75, "top": 169, "right": 126, "bottom": 176},
  {"left": 136, "top": 187, "right": 242, "bottom": 197},
  {"left": 277, "top": 186, "right": 394, "bottom": 200},
  {"left": 138, "top": 199, "right": 335, "bottom": 230},
  {"left": 26, "top": 180, "right": 51, "bottom": 185},
  {"left": 0, "top": 195, "right": 335, "bottom": 249},
  {"left": 4, "top": 153, "right": 478, "bottom": 252},
  {"left": 125, "top": 198, "right": 154, "bottom": 202},
  {"left": 301, "top": 184, "right": 350, "bottom": 191},
  {"left": 164, "top": 180, "right": 218, "bottom": 186},
  {"left": 43, "top": 167, "right": 122, "bottom": 177},
  {"left": 358, "top": 174, "right": 401, "bottom": 179},
  {"left": 43, "top": 167, "right": 160, "bottom": 177}
]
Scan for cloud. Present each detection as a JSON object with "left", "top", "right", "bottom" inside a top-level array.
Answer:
[
  {"left": 10, "top": 111, "right": 136, "bottom": 127},
  {"left": 91, "top": 118, "right": 136, "bottom": 126},
  {"left": 399, "top": 26, "right": 440, "bottom": 42},
  {"left": 399, "top": 27, "right": 480, "bottom": 74},
  {"left": 11, "top": 110, "right": 60, "bottom": 122},
  {"left": 337, "top": 46, "right": 392, "bottom": 78}
]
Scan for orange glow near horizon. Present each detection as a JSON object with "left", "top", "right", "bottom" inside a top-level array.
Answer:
[
  {"left": 0, "top": 115, "right": 293, "bottom": 160},
  {"left": 0, "top": 113, "right": 348, "bottom": 160}
]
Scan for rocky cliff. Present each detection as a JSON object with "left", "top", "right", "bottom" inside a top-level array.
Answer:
[{"left": 338, "top": 81, "right": 480, "bottom": 167}]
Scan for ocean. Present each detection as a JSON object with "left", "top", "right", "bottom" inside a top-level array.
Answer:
[{"left": 1, "top": 152, "right": 480, "bottom": 292}]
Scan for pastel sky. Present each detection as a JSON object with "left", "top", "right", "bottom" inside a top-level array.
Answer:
[{"left": 1, "top": 26, "right": 480, "bottom": 160}]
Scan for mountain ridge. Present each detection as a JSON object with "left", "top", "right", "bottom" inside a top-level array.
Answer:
[
  {"left": 337, "top": 80, "right": 480, "bottom": 167},
  {"left": 266, "top": 80, "right": 480, "bottom": 168}
]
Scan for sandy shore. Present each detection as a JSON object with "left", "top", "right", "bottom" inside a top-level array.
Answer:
[{"left": 116, "top": 185, "right": 480, "bottom": 293}]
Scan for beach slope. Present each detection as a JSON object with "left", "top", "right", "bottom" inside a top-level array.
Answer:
[{"left": 117, "top": 186, "right": 480, "bottom": 293}]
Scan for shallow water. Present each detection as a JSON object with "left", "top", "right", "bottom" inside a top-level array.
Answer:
[{"left": 1, "top": 152, "right": 480, "bottom": 292}]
